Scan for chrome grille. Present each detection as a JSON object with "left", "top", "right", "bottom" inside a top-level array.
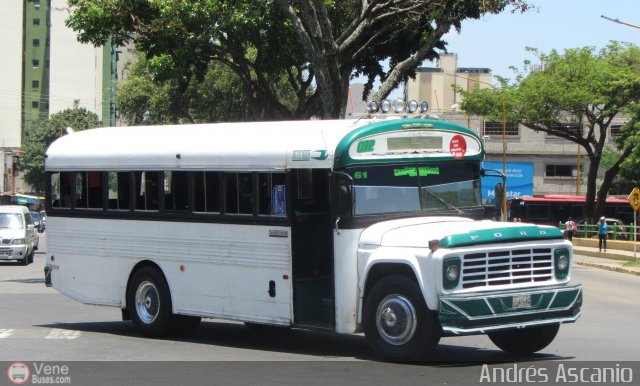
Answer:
[{"left": 461, "top": 248, "right": 553, "bottom": 289}]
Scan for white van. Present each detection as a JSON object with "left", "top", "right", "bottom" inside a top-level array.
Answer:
[{"left": 0, "top": 205, "right": 38, "bottom": 265}]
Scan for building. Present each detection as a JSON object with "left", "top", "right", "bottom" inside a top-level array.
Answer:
[
  {"left": 0, "top": 0, "right": 133, "bottom": 194},
  {"left": 405, "top": 54, "right": 626, "bottom": 200},
  {"left": 405, "top": 53, "right": 493, "bottom": 113}
]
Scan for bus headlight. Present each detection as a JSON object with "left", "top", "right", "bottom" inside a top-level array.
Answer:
[
  {"left": 443, "top": 257, "right": 461, "bottom": 289},
  {"left": 554, "top": 249, "right": 570, "bottom": 279}
]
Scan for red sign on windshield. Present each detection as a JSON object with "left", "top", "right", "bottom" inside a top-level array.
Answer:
[{"left": 449, "top": 135, "right": 467, "bottom": 159}]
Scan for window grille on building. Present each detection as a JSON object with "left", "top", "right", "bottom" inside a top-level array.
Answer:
[
  {"left": 483, "top": 121, "right": 519, "bottom": 136},
  {"left": 545, "top": 164, "right": 576, "bottom": 178}
]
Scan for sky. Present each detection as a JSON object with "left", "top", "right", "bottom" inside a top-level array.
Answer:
[{"left": 437, "top": 0, "right": 639, "bottom": 80}]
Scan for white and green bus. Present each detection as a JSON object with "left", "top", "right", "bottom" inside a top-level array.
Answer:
[{"left": 44, "top": 115, "right": 582, "bottom": 360}]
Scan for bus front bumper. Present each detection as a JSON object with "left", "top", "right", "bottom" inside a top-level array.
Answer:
[{"left": 438, "top": 283, "right": 582, "bottom": 335}]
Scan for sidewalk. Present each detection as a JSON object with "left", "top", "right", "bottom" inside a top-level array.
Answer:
[{"left": 572, "top": 244, "right": 640, "bottom": 277}]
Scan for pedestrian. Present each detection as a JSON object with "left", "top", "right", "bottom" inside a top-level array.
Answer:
[
  {"left": 598, "top": 216, "right": 608, "bottom": 252},
  {"left": 564, "top": 217, "right": 576, "bottom": 241}
]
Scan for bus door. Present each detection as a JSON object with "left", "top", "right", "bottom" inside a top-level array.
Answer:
[{"left": 290, "top": 169, "right": 335, "bottom": 328}]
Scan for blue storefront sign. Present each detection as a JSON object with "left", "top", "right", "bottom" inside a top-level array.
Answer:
[{"left": 481, "top": 162, "right": 533, "bottom": 204}]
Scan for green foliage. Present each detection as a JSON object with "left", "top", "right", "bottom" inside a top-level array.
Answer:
[
  {"left": 459, "top": 41, "right": 640, "bottom": 220},
  {"left": 65, "top": 0, "right": 532, "bottom": 119},
  {"left": 18, "top": 108, "right": 101, "bottom": 192},
  {"left": 116, "top": 53, "right": 297, "bottom": 124}
]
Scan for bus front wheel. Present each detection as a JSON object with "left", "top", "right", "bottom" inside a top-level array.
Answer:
[
  {"left": 363, "top": 275, "right": 440, "bottom": 361},
  {"left": 128, "top": 266, "right": 174, "bottom": 337},
  {"left": 488, "top": 324, "right": 560, "bottom": 354}
]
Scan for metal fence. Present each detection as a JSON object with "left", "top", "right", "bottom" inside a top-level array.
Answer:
[{"left": 559, "top": 221, "right": 634, "bottom": 241}]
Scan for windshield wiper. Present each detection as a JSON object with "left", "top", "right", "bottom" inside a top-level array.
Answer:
[{"left": 422, "top": 188, "right": 463, "bottom": 214}]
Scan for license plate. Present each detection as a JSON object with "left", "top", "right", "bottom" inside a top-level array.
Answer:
[{"left": 512, "top": 294, "right": 532, "bottom": 309}]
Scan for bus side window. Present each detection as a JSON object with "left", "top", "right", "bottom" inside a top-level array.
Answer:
[
  {"left": 225, "top": 173, "right": 253, "bottom": 215},
  {"left": 107, "top": 172, "right": 132, "bottom": 210},
  {"left": 87, "top": 171, "right": 103, "bottom": 208},
  {"left": 50, "top": 172, "right": 61, "bottom": 208},
  {"left": 59, "top": 172, "right": 75, "bottom": 208},
  {"left": 258, "top": 173, "right": 286, "bottom": 216},
  {"left": 134, "top": 171, "right": 161, "bottom": 211},
  {"left": 163, "top": 171, "right": 189, "bottom": 211},
  {"left": 193, "top": 172, "right": 220, "bottom": 213}
]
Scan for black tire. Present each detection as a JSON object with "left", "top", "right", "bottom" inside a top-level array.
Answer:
[
  {"left": 127, "top": 266, "right": 174, "bottom": 337},
  {"left": 28, "top": 250, "right": 34, "bottom": 264},
  {"left": 488, "top": 324, "right": 560, "bottom": 354},
  {"left": 363, "top": 275, "right": 440, "bottom": 361},
  {"left": 20, "top": 250, "right": 33, "bottom": 266}
]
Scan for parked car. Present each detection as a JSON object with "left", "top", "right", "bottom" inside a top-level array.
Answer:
[
  {"left": 0, "top": 205, "right": 38, "bottom": 265},
  {"left": 31, "top": 211, "right": 45, "bottom": 233}
]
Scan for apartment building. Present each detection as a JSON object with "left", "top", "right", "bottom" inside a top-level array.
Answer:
[{"left": 0, "top": 0, "right": 132, "bottom": 194}]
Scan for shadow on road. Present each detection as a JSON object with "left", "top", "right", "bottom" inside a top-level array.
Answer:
[{"left": 35, "top": 319, "right": 572, "bottom": 364}]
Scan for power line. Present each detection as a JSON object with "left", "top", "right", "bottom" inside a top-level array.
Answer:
[{"left": 601, "top": 15, "right": 640, "bottom": 30}]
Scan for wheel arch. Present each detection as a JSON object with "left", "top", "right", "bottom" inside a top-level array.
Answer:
[
  {"left": 124, "top": 260, "right": 171, "bottom": 312},
  {"left": 359, "top": 260, "right": 438, "bottom": 326}
]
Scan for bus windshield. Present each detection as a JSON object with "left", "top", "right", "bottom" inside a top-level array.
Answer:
[{"left": 347, "top": 162, "right": 482, "bottom": 215}]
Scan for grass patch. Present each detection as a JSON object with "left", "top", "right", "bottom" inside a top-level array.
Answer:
[{"left": 623, "top": 261, "right": 640, "bottom": 267}]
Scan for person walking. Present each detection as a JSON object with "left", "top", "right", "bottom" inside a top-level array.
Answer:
[
  {"left": 564, "top": 217, "right": 576, "bottom": 241},
  {"left": 598, "top": 216, "right": 608, "bottom": 252}
]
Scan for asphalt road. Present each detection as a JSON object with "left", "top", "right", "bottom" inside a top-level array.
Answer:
[{"left": 1, "top": 235, "right": 639, "bottom": 385}]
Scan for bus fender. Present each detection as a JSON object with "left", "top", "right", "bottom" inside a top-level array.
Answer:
[{"left": 357, "top": 250, "right": 438, "bottom": 325}]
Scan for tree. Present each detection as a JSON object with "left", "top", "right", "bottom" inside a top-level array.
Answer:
[
  {"left": 18, "top": 108, "right": 102, "bottom": 192},
  {"left": 65, "top": 0, "right": 532, "bottom": 120},
  {"left": 459, "top": 42, "right": 640, "bottom": 221},
  {"left": 116, "top": 52, "right": 298, "bottom": 124}
]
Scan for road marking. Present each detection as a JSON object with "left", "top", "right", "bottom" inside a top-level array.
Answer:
[
  {"left": 0, "top": 328, "right": 81, "bottom": 339},
  {"left": 45, "top": 328, "right": 81, "bottom": 340},
  {"left": 0, "top": 329, "right": 14, "bottom": 338}
]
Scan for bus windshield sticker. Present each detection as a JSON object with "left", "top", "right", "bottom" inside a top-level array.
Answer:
[
  {"left": 449, "top": 135, "right": 467, "bottom": 159},
  {"left": 272, "top": 185, "right": 286, "bottom": 215},
  {"left": 394, "top": 167, "right": 419, "bottom": 177},
  {"left": 393, "top": 167, "right": 440, "bottom": 177},
  {"left": 419, "top": 167, "right": 440, "bottom": 176}
]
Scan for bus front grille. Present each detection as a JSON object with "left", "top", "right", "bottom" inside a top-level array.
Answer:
[{"left": 461, "top": 248, "right": 553, "bottom": 289}]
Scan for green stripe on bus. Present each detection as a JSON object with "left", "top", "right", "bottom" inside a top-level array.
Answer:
[{"left": 440, "top": 226, "right": 564, "bottom": 248}]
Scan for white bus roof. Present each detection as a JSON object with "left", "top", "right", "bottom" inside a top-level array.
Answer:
[{"left": 45, "top": 118, "right": 483, "bottom": 172}]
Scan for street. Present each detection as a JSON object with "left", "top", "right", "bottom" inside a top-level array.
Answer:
[{"left": 1, "top": 235, "right": 639, "bottom": 385}]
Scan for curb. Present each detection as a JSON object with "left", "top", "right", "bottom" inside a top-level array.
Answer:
[
  {"left": 576, "top": 261, "right": 640, "bottom": 277},
  {"left": 572, "top": 248, "right": 635, "bottom": 262}
]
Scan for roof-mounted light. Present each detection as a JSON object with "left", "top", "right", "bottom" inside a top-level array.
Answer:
[
  {"left": 420, "top": 101, "right": 429, "bottom": 113},
  {"left": 392, "top": 99, "right": 405, "bottom": 113},
  {"left": 367, "top": 101, "right": 379, "bottom": 113},
  {"left": 407, "top": 100, "right": 419, "bottom": 113},
  {"left": 380, "top": 99, "right": 391, "bottom": 113}
]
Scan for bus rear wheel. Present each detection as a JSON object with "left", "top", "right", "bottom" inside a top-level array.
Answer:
[
  {"left": 488, "top": 324, "right": 560, "bottom": 354},
  {"left": 128, "top": 266, "right": 174, "bottom": 337},
  {"left": 363, "top": 275, "right": 440, "bottom": 361}
]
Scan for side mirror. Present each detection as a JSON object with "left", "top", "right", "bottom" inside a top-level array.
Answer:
[{"left": 337, "top": 184, "right": 353, "bottom": 217}]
